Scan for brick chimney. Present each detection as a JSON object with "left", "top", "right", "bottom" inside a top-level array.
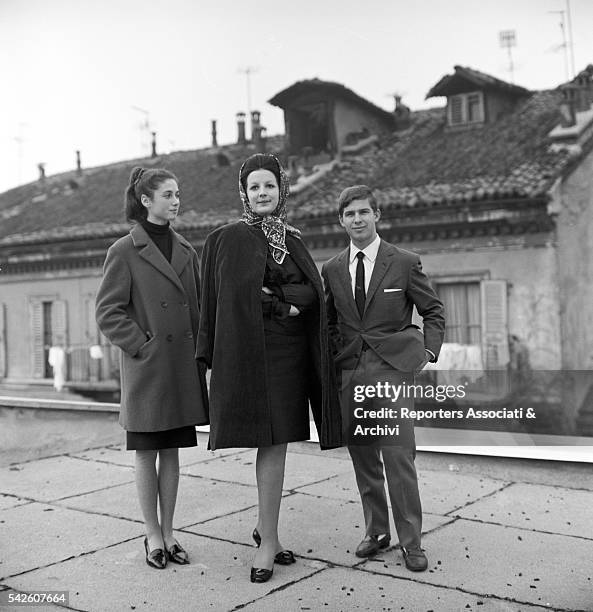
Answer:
[
  {"left": 211, "top": 120, "right": 218, "bottom": 147},
  {"left": 393, "top": 95, "right": 411, "bottom": 130},
  {"left": 237, "top": 112, "right": 246, "bottom": 145},
  {"left": 151, "top": 132, "right": 157, "bottom": 158},
  {"left": 251, "top": 110, "right": 261, "bottom": 142},
  {"left": 256, "top": 127, "right": 267, "bottom": 153},
  {"left": 559, "top": 86, "right": 577, "bottom": 127},
  {"left": 38, "top": 163, "right": 46, "bottom": 181},
  {"left": 75, "top": 150, "right": 82, "bottom": 176}
]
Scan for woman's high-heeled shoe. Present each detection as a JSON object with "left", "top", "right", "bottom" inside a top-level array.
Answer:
[
  {"left": 252, "top": 528, "right": 296, "bottom": 565},
  {"left": 144, "top": 537, "right": 167, "bottom": 569},
  {"left": 166, "top": 541, "right": 189, "bottom": 565},
  {"left": 250, "top": 566, "right": 273, "bottom": 583}
]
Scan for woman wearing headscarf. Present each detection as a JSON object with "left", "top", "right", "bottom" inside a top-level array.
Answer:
[{"left": 196, "top": 153, "right": 341, "bottom": 583}]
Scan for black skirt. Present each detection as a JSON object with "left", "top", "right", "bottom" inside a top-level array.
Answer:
[
  {"left": 264, "top": 331, "right": 310, "bottom": 445},
  {"left": 126, "top": 425, "right": 197, "bottom": 451}
]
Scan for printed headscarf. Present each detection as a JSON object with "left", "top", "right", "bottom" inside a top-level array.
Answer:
[{"left": 239, "top": 153, "right": 301, "bottom": 264}]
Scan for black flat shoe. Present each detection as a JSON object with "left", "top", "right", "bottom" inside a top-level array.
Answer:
[
  {"left": 144, "top": 537, "right": 167, "bottom": 569},
  {"left": 252, "top": 528, "right": 296, "bottom": 565},
  {"left": 166, "top": 541, "right": 189, "bottom": 565},
  {"left": 250, "top": 566, "right": 273, "bottom": 583}
]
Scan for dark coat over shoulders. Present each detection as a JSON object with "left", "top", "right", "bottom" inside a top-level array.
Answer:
[
  {"left": 96, "top": 224, "right": 209, "bottom": 432},
  {"left": 196, "top": 221, "right": 342, "bottom": 450}
]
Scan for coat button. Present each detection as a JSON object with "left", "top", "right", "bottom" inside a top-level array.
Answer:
[
  {"left": 185, "top": 331, "right": 193, "bottom": 339},
  {"left": 181, "top": 301, "right": 188, "bottom": 307},
  {"left": 161, "top": 301, "right": 168, "bottom": 308},
  {"left": 166, "top": 334, "right": 173, "bottom": 342}
]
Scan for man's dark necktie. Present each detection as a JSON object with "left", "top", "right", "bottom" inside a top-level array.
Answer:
[{"left": 355, "top": 251, "right": 366, "bottom": 318}]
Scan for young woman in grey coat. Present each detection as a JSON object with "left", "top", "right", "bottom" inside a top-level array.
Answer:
[{"left": 96, "top": 167, "right": 208, "bottom": 569}]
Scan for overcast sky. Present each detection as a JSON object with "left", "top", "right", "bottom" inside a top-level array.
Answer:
[{"left": 1, "top": 0, "right": 592, "bottom": 193}]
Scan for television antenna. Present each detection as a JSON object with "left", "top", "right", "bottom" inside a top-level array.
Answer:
[
  {"left": 131, "top": 106, "right": 152, "bottom": 155},
  {"left": 237, "top": 66, "right": 259, "bottom": 117},
  {"left": 548, "top": 10, "right": 570, "bottom": 81},
  {"left": 499, "top": 30, "right": 517, "bottom": 83}
]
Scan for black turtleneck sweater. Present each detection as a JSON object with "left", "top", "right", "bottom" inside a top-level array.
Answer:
[{"left": 142, "top": 220, "right": 172, "bottom": 263}]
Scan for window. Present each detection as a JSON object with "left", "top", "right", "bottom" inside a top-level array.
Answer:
[
  {"left": 447, "top": 91, "right": 485, "bottom": 126},
  {"left": 437, "top": 282, "right": 481, "bottom": 344},
  {"left": 29, "top": 297, "right": 68, "bottom": 378},
  {"left": 435, "top": 279, "right": 509, "bottom": 369}
]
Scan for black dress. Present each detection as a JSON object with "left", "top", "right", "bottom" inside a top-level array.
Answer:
[
  {"left": 261, "top": 251, "right": 317, "bottom": 444},
  {"left": 126, "top": 220, "right": 198, "bottom": 451}
]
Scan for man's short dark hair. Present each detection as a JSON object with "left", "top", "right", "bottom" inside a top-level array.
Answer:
[{"left": 337, "top": 185, "right": 378, "bottom": 217}]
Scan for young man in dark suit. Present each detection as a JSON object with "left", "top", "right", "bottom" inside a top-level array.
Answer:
[{"left": 321, "top": 185, "right": 445, "bottom": 571}]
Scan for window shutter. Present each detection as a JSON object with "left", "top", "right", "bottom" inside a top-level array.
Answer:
[
  {"left": 51, "top": 300, "right": 68, "bottom": 346},
  {"left": 449, "top": 95, "right": 463, "bottom": 125},
  {"left": 480, "top": 280, "right": 509, "bottom": 368},
  {"left": 0, "top": 303, "right": 6, "bottom": 378},
  {"left": 30, "top": 300, "right": 44, "bottom": 378}
]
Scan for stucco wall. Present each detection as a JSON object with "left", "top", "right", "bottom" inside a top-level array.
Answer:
[
  {"left": 333, "top": 99, "right": 391, "bottom": 149},
  {"left": 556, "top": 146, "right": 593, "bottom": 371},
  {"left": 1, "top": 269, "right": 103, "bottom": 380}
]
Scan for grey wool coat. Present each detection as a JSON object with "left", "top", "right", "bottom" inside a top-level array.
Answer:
[
  {"left": 196, "top": 221, "right": 342, "bottom": 450},
  {"left": 96, "top": 224, "right": 209, "bottom": 432}
]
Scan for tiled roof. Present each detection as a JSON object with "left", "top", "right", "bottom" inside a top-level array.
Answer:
[
  {"left": 268, "top": 78, "right": 395, "bottom": 125},
  {"left": 426, "top": 65, "right": 531, "bottom": 99},
  {"left": 290, "top": 90, "right": 573, "bottom": 217},
  {"left": 0, "top": 85, "right": 579, "bottom": 246},
  {"left": 0, "top": 141, "right": 280, "bottom": 244}
]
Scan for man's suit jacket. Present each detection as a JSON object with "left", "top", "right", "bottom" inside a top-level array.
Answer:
[{"left": 321, "top": 239, "right": 445, "bottom": 373}]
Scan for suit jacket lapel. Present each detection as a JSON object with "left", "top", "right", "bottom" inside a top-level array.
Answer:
[
  {"left": 365, "top": 240, "right": 392, "bottom": 312},
  {"left": 131, "top": 225, "right": 186, "bottom": 294},
  {"left": 336, "top": 247, "right": 359, "bottom": 320}
]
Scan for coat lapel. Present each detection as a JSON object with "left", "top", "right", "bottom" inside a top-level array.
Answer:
[
  {"left": 170, "top": 230, "right": 192, "bottom": 279},
  {"left": 131, "top": 225, "right": 186, "bottom": 294},
  {"left": 364, "top": 240, "right": 392, "bottom": 313}
]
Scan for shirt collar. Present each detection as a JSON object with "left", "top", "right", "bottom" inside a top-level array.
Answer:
[{"left": 349, "top": 234, "right": 381, "bottom": 264}]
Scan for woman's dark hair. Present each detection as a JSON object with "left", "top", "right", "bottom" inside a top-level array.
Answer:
[
  {"left": 239, "top": 154, "right": 281, "bottom": 193},
  {"left": 124, "top": 166, "right": 179, "bottom": 222}
]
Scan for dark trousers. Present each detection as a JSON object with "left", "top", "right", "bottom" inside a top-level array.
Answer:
[{"left": 346, "top": 347, "right": 423, "bottom": 548}]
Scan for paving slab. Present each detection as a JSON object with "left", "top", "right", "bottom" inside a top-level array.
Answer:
[
  {"left": 296, "top": 468, "right": 508, "bottom": 516},
  {"left": 239, "top": 566, "right": 547, "bottom": 612},
  {"left": 2, "top": 533, "right": 328, "bottom": 612},
  {"left": 183, "top": 450, "right": 352, "bottom": 491},
  {"left": 417, "top": 469, "right": 510, "bottom": 515},
  {"left": 58, "top": 475, "right": 257, "bottom": 527},
  {"left": 361, "top": 518, "right": 593, "bottom": 611},
  {"left": 456, "top": 481, "right": 593, "bottom": 538},
  {"left": 0, "top": 502, "right": 143, "bottom": 580},
  {"left": 188, "top": 492, "right": 451, "bottom": 569},
  {"left": 0, "top": 456, "right": 134, "bottom": 502},
  {"left": 0, "top": 494, "right": 29, "bottom": 511},
  {"left": 70, "top": 438, "right": 247, "bottom": 468}
]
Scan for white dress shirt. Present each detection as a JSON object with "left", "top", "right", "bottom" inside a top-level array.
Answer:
[{"left": 348, "top": 234, "right": 381, "bottom": 296}]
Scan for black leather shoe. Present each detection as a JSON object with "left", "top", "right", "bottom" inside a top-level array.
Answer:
[
  {"left": 166, "top": 541, "right": 189, "bottom": 565},
  {"left": 401, "top": 545, "right": 428, "bottom": 571},
  {"left": 355, "top": 534, "right": 391, "bottom": 558},
  {"left": 250, "top": 566, "right": 273, "bottom": 583},
  {"left": 252, "top": 528, "right": 296, "bottom": 565},
  {"left": 144, "top": 537, "right": 167, "bottom": 569}
]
